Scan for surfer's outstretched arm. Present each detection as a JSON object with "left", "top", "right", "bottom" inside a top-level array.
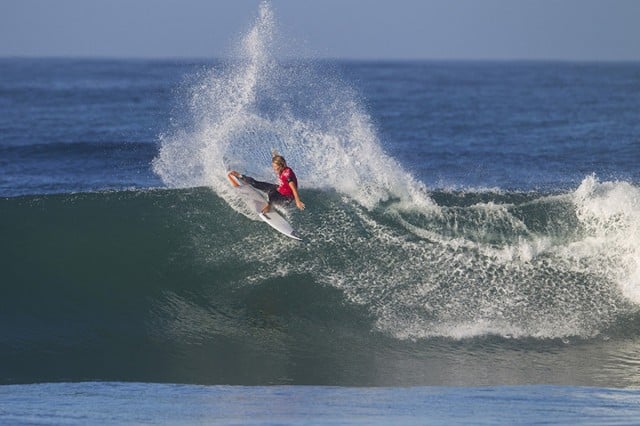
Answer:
[{"left": 289, "top": 181, "right": 305, "bottom": 210}]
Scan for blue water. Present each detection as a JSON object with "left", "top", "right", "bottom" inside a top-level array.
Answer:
[
  {"left": 2, "top": 59, "right": 638, "bottom": 197},
  {"left": 3, "top": 3, "right": 640, "bottom": 424},
  {"left": 2, "top": 383, "right": 640, "bottom": 425},
  {"left": 348, "top": 61, "right": 640, "bottom": 191}
]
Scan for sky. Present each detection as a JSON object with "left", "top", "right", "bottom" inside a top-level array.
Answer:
[{"left": 1, "top": 0, "right": 639, "bottom": 61}]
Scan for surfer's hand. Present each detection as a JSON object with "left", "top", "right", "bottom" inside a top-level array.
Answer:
[{"left": 296, "top": 200, "right": 305, "bottom": 210}]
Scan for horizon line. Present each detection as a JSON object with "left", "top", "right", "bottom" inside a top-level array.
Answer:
[{"left": 2, "top": 54, "right": 640, "bottom": 65}]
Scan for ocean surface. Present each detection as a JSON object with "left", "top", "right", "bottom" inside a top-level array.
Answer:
[{"left": 3, "top": 3, "right": 640, "bottom": 424}]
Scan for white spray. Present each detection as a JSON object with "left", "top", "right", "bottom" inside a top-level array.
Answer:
[{"left": 152, "top": 1, "right": 433, "bottom": 211}]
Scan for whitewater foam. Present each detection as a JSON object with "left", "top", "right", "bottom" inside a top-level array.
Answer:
[
  {"left": 571, "top": 175, "right": 640, "bottom": 303},
  {"left": 299, "top": 175, "right": 638, "bottom": 341}
]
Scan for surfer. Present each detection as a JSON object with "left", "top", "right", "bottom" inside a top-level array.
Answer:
[{"left": 228, "top": 154, "right": 305, "bottom": 214}]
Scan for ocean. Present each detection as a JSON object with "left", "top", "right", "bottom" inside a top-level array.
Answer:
[{"left": 2, "top": 3, "right": 640, "bottom": 424}]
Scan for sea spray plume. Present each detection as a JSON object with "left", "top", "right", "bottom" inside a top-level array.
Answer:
[
  {"left": 152, "top": 1, "right": 434, "bottom": 212},
  {"left": 152, "top": 1, "right": 277, "bottom": 196}
]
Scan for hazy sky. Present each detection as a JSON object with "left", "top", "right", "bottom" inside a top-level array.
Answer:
[{"left": 1, "top": 0, "right": 639, "bottom": 61}]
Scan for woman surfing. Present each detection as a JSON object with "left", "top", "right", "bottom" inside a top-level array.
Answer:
[{"left": 228, "top": 153, "right": 305, "bottom": 214}]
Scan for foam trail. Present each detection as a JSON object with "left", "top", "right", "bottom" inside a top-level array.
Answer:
[
  {"left": 301, "top": 175, "right": 639, "bottom": 341},
  {"left": 152, "top": 1, "right": 433, "bottom": 211}
]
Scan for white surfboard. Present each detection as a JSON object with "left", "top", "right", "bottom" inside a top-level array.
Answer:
[{"left": 228, "top": 174, "right": 302, "bottom": 241}]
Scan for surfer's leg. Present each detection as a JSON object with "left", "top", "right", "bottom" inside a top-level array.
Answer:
[
  {"left": 243, "top": 176, "right": 278, "bottom": 194},
  {"left": 262, "top": 190, "right": 292, "bottom": 213}
]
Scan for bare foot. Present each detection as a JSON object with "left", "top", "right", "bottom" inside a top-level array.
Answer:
[
  {"left": 227, "top": 171, "right": 241, "bottom": 187},
  {"left": 261, "top": 203, "right": 271, "bottom": 214}
]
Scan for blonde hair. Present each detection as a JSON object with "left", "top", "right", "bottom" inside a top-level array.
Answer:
[{"left": 271, "top": 153, "right": 287, "bottom": 168}]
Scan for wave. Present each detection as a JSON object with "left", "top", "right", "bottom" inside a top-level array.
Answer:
[
  {"left": 150, "top": 2, "right": 640, "bottom": 339},
  {"left": 3, "top": 176, "right": 640, "bottom": 333},
  {"left": 2, "top": 176, "right": 640, "bottom": 383},
  {"left": 5, "top": 2, "right": 640, "bottom": 384},
  {"left": 6, "top": 3, "right": 637, "bottom": 346}
]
